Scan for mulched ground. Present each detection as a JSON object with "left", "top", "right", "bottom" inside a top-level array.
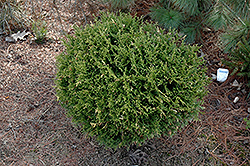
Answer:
[{"left": 0, "top": 0, "right": 249, "bottom": 165}]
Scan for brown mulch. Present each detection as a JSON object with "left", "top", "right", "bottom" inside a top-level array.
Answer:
[{"left": 0, "top": 0, "right": 250, "bottom": 165}]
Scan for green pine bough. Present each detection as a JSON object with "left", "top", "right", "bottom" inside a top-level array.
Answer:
[
  {"left": 150, "top": 0, "right": 250, "bottom": 44},
  {"left": 150, "top": 0, "right": 214, "bottom": 43},
  {"left": 55, "top": 12, "right": 210, "bottom": 149},
  {"left": 224, "top": 38, "right": 250, "bottom": 87},
  {"left": 101, "top": 0, "right": 134, "bottom": 10}
]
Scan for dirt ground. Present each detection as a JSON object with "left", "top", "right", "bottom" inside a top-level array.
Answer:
[{"left": 0, "top": 0, "right": 250, "bottom": 165}]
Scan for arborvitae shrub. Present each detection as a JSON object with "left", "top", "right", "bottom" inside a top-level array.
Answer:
[{"left": 55, "top": 12, "right": 210, "bottom": 149}]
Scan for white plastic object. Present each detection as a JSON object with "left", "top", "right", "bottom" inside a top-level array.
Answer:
[
  {"left": 217, "top": 68, "right": 229, "bottom": 82},
  {"left": 233, "top": 97, "right": 239, "bottom": 103}
]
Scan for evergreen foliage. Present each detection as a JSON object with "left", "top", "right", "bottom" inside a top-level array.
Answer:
[
  {"left": 31, "top": 20, "right": 48, "bottom": 44},
  {"left": 55, "top": 12, "right": 210, "bottom": 149},
  {"left": 151, "top": 0, "right": 250, "bottom": 92},
  {"left": 218, "top": 1, "right": 250, "bottom": 91},
  {"left": 150, "top": 0, "right": 213, "bottom": 43},
  {"left": 218, "top": 0, "right": 250, "bottom": 53},
  {"left": 100, "top": 0, "right": 134, "bottom": 10},
  {"left": 224, "top": 38, "right": 250, "bottom": 86},
  {"left": 150, "top": 0, "right": 250, "bottom": 44},
  {"left": 220, "top": 20, "right": 250, "bottom": 52}
]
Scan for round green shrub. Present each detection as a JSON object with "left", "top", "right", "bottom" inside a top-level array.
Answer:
[{"left": 55, "top": 12, "right": 210, "bottom": 148}]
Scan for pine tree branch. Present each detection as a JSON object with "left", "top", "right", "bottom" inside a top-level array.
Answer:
[{"left": 220, "top": 0, "right": 246, "bottom": 26}]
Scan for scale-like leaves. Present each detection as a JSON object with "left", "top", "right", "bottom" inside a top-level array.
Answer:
[{"left": 55, "top": 12, "right": 210, "bottom": 149}]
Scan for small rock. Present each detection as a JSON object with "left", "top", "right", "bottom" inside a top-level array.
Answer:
[
  {"left": 233, "top": 97, "right": 239, "bottom": 103},
  {"left": 232, "top": 80, "right": 240, "bottom": 87},
  {"left": 204, "top": 27, "right": 212, "bottom": 31},
  {"left": 11, "top": 31, "right": 31, "bottom": 41},
  {"left": 211, "top": 73, "right": 217, "bottom": 80},
  {"left": 241, "top": 89, "right": 247, "bottom": 94},
  {"left": 7, "top": 54, "right": 12, "bottom": 58},
  {"left": 5, "top": 36, "right": 15, "bottom": 43},
  {"left": 6, "top": 31, "right": 31, "bottom": 43},
  {"left": 5, "top": 123, "right": 12, "bottom": 131},
  {"left": 200, "top": 49, "right": 205, "bottom": 57},
  {"left": 231, "top": 80, "right": 243, "bottom": 90}
]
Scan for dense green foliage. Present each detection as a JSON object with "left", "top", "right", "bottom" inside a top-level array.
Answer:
[
  {"left": 55, "top": 12, "right": 210, "bottom": 148},
  {"left": 224, "top": 38, "right": 250, "bottom": 124},
  {"left": 100, "top": 0, "right": 134, "bottom": 10},
  {"left": 150, "top": 0, "right": 213, "bottom": 43},
  {"left": 224, "top": 38, "right": 250, "bottom": 86},
  {"left": 150, "top": 0, "right": 250, "bottom": 103},
  {"left": 31, "top": 20, "right": 48, "bottom": 44},
  {"left": 150, "top": 0, "right": 250, "bottom": 44}
]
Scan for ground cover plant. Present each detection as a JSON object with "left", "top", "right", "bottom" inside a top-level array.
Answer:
[
  {"left": 31, "top": 20, "right": 48, "bottom": 44},
  {"left": 55, "top": 12, "right": 210, "bottom": 149}
]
